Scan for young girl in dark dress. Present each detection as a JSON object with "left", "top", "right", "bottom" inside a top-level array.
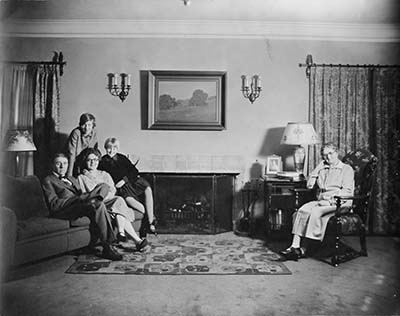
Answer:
[{"left": 98, "top": 137, "right": 156, "bottom": 235}]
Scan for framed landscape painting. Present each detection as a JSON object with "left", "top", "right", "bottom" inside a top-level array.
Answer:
[{"left": 147, "top": 70, "right": 226, "bottom": 130}]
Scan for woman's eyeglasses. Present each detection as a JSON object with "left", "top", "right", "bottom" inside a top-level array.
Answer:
[
  {"left": 86, "top": 158, "right": 99, "bottom": 162},
  {"left": 322, "top": 150, "right": 337, "bottom": 159}
]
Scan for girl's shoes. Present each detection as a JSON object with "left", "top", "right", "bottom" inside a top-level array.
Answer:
[
  {"left": 136, "top": 238, "right": 148, "bottom": 251},
  {"left": 149, "top": 220, "right": 157, "bottom": 236}
]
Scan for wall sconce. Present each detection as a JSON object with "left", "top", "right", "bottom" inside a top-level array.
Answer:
[
  {"left": 107, "top": 73, "right": 131, "bottom": 102},
  {"left": 241, "top": 75, "right": 262, "bottom": 104}
]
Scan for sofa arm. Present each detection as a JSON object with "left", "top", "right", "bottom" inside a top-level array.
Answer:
[{"left": 0, "top": 207, "right": 17, "bottom": 278}]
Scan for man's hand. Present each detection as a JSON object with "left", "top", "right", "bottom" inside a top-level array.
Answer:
[{"left": 88, "top": 197, "right": 102, "bottom": 209}]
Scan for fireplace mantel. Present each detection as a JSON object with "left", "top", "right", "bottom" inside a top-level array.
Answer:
[{"left": 132, "top": 154, "right": 244, "bottom": 175}]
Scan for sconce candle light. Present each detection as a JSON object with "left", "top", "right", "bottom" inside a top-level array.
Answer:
[
  {"left": 107, "top": 73, "right": 131, "bottom": 102},
  {"left": 241, "top": 75, "right": 262, "bottom": 104}
]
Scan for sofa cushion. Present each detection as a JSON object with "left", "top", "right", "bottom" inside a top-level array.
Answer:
[
  {"left": 70, "top": 217, "right": 91, "bottom": 227},
  {"left": 17, "top": 217, "right": 69, "bottom": 241},
  {"left": 2, "top": 175, "right": 49, "bottom": 220}
]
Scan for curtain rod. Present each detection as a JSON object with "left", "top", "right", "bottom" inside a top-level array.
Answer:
[
  {"left": 1, "top": 51, "right": 66, "bottom": 75},
  {"left": 299, "top": 54, "right": 400, "bottom": 79},
  {"left": 2, "top": 61, "right": 66, "bottom": 65},
  {"left": 299, "top": 63, "right": 400, "bottom": 68}
]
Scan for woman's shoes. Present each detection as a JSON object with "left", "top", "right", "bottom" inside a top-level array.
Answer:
[
  {"left": 117, "top": 233, "right": 127, "bottom": 242},
  {"left": 136, "top": 238, "right": 148, "bottom": 251},
  {"left": 279, "top": 247, "right": 304, "bottom": 261},
  {"left": 279, "top": 247, "right": 296, "bottom": 256}
]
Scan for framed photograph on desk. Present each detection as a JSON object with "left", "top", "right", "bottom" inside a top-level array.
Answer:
[{"left": 265, "top": 155, "right": 282, "bottom": 175}]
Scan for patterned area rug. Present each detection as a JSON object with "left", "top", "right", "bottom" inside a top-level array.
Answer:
[{"left": 66, "top": 234, "right": 291, "bottom": 275}]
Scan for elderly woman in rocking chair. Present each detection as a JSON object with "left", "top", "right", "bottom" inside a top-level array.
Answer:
[{"left": 280, "top": 142, "right": 354, "bottom": 261}]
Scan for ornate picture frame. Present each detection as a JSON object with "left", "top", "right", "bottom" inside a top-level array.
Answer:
[{"left": 147, "top": 70, "right": 226, "bottom": 130}]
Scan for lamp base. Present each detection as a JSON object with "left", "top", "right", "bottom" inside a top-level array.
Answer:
[
  {"left": 14, "top": 152, "right": 20, "bottom": 177},
  {"left": 293, "top": 146, "right": 306, "bottom": 174}
]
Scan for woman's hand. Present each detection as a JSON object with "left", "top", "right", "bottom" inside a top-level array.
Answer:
[
  {"left": 318, "top": 200, "right": 331, "bottom": 206},
  {"left": 318, "top": 197, "right": 336, "bottom": 206},
  {"left": 115, "top": 179, "right": 126, "bottom": 189}
]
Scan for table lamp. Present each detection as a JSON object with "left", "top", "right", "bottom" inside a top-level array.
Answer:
[
  {"left": 4, "top": 129, "right": 37, "bottom": 177},
  {"left": 280, "top": 122, "right": 319, "bottom": 175}
]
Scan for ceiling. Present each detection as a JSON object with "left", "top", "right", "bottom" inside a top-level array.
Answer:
[
  {"left": 1, "top": 0, "right": 399, "bottom": 22},
  {"left": 1, "top": 0, "right": 400, "bottom": 41}
]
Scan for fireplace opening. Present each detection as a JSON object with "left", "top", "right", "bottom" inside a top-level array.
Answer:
[{"left": 142, "top": 173, "right": 236, "bottom": 234}]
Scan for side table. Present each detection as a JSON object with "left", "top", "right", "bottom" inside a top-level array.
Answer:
[{"left": 263, "top": 177, "right": 308, "bottom": 237}]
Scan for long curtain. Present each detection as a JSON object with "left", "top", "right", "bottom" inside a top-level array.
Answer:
[
  {"left": 309, "top": 66, "right": 400, "bottom": 234},
  {"left": 372, "top": 68, "right": 400, "bottom": 234},
  {"left": 0, "top": 63, "right": 61, "bottom": 179},
  {"left": 33, "top": 64, "right": 61, "bottom": 179}
]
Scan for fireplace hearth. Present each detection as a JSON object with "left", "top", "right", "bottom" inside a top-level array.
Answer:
[{"left": 142, "top": 173, "right": 237, "bottom": 234}]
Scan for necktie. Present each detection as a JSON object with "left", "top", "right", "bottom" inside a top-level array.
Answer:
[{"left": 60, "top": 176, "right": 72, "bottom": 186}]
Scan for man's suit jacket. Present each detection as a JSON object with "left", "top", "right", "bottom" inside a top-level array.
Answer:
[{"left": 42, "top": 174, "right": 83, "bottom": 214}]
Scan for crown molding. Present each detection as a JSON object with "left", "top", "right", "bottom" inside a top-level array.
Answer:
[{"left": 2, "top": 19, "right": 400, "bottom": 42}]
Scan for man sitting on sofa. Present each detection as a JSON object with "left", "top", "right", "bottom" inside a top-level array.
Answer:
[{"left": 42, "top": 153, "right": 122, "bottom": 261}]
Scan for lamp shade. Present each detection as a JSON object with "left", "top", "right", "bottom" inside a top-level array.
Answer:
[
  {"left": 4, "top": 130, "right": 37, "bottom": 152},
  {"left": 280, "top": 122, "right": 319, "bottom": 145}
]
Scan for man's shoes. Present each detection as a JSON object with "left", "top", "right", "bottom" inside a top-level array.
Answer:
[
  {"left": 136, "top": 238, "right": 148, "bottom": 251},
  {"left": 102, "top": 243, "right": 123, "bottom": 261}
]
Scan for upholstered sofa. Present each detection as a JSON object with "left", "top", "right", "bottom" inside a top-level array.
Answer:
[{"left": 1, "top": 175, "right": 143, "bottom": 266}]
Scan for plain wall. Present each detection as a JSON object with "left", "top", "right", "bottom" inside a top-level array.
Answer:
[{"left": 2, "top": 36, "right": 400, "bottom": 219}]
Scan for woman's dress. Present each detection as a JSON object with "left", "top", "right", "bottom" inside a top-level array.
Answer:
[
  {"left": 99, "top": 153, "right": 150, "bottom": 201},
  {"left": 292, "top": 160, "right": 354, "bottom": 241},
  {"left": 78, "top": 169, "right": 135, "bottom": 222}
]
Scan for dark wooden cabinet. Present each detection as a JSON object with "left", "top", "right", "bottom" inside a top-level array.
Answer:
[{"left": 263, "top": 178, "right": 308, "bottom": 236}]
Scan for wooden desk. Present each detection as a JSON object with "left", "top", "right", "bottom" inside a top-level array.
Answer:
[{"left": 263, "top": 177, "right": 307, "bottom": 236}]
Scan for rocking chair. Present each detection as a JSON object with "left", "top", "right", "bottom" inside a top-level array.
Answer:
[{"left": 295, "top": 148, "right": 378, "bottom": 266}]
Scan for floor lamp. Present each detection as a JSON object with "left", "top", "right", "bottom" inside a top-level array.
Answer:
[
  {"left": 280, "top": 122, "right": 319, "bottom": 175},
  {"left": 4, "top": 130, "right": 37, "bottom": 177}
]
